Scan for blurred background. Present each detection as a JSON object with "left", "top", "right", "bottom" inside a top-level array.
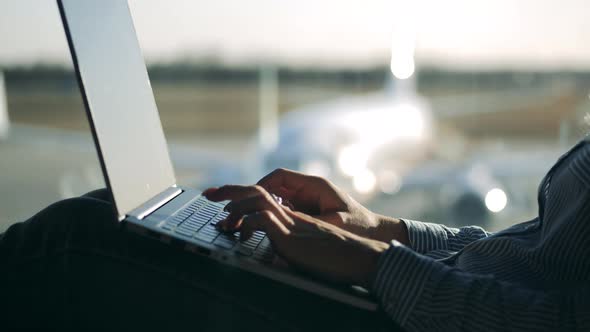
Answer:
[{"left": 1, "top": 0, "right": 590, "bottom": 233}]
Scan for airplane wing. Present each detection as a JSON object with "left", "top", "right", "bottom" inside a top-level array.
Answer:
[{"left": 429, "top": 85, "right": 581, "bottom": 137}]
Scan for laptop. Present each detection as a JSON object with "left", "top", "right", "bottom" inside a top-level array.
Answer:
[{"left": 56, "top": 0, "right": 377, "bottom": 311}]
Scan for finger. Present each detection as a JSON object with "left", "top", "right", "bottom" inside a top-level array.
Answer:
[
  {"left": 216, "top": 214, "right": 244, "bottom": 232},
  {"left": 262, "top": 187, "right": 298, "bottom": 210},
  {"left": 257, "top": 169, "right": 334, "bottom": 215},
  {"left": 201, "top": 187, "right": 219, "bottom": 196},
  {"left": 218, "top": 193, "right": 291, "bottom": 231},
  {"left": 240, "top": 210, "right": 290, "bottom": 241},
  {"left": 256, "top": 168, "right": 309, "bottom": 197},
  {"left": 228, "top": 194, "right": 282, "bottom": 217},
  {"left": 204, "top": 184, "right": 266, "bottom": 202},
  {"left": 239, "top": 223, "right": 254, "bottom": 241}
]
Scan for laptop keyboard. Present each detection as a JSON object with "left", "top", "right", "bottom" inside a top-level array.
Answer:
[{"left": 160, "top": 196, "right": 273, "bottom": 262}]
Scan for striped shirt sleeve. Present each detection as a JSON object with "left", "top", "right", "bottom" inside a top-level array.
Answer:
[
  {"left": 402, "top": 219, "right": 491, "bottom": 254},
  {"left": 372, "top": 241, "right": 590, "bottom": 331}
]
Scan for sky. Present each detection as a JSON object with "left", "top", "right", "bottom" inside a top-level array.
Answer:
[{"left": 1, "top": 0, "right": 589, "bottom": 69}]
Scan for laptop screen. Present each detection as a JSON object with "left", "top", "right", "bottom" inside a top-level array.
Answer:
[{"left": 58, "top": 0, "right": 177, "bottom": 220}]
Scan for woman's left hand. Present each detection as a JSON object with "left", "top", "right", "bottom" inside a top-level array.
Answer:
[{"left": 204, "top": 185, "right": 389, "bottom": 288}]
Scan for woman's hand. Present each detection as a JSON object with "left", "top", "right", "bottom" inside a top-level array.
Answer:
[
  {"left": 204, "top": 184, "right": 389, "bottom": 288},
  {"left": 205, "top": 168, "right": 408, "bottom": 245}
]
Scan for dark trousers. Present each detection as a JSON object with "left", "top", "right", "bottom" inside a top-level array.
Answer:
[{"left": 0, "top": 189, "right": 398, "bottom": 331}]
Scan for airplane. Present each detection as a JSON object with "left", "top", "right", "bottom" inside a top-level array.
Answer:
[
  {"left": 262, "top": 74, "right": 434, "bottom": 197},
  {"left": 367, "top": 145, "right": 564, "bottom": 230},
  {"left": 259, "top": 75, "right": 583, "bottom": 229}
]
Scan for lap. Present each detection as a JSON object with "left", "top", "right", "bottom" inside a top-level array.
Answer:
[{"left": 0, "top": 190, "right": 396, "bottom": 331}]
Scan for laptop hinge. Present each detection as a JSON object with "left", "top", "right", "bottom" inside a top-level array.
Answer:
[{"left": 126, "top": 186, "right": 183, "bottom": 221}]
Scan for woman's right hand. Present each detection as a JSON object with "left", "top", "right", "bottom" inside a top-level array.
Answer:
[{"left": 206, "top": 168, "right": 409, "bottom": 245}]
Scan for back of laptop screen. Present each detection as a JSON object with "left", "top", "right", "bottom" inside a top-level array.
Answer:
[{"left": 58, "top": 0, "right": 176, "bottom": 220}]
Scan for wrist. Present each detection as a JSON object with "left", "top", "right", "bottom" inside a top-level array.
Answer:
[
  {"left": 371, "top": 214, "right": 409, "bottom": 246},
  {"left": 359, "top": 238, "right": 390, "bottom": 289}
]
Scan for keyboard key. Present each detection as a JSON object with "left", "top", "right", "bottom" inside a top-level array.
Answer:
[
  {"left": 240, "top": 240, "right": 258, "bottom": 250},
  {"left": 214, "top": 234, "right": 237, "bottom": 249},
  {"left": 240, "top": 235, "right": 262, "bottom": 249},
  {"left": 251, "top": 231, "right": 265, "bottom": 240},
  {"left": 256, "top": 237, "right": 271, "bottom": 251},
  {"left": 186, "top": 203, "right": 203, "bottom": 211},
  {"left": 214, "top": 241, "right": 235, "bottom": 250},
  {"left": 170, "top": 218, "right": 183, "bottom": 225},
  {"left": 177, "top": 222, "right": 201, "bottom": 233},
  {"left": 236, "top": 245, "right": 253, "bottom": 256},
  {"left": 253, "top": 249, "right": 273, "bottom": 263},
  {"left": 166, "top": 215, "right": 192, "bottom": 227},
  {"left": 178, "top": 211, "right": 192, "bottom": 219},
  {"left": 200, "top": 214, "right": 218, "bottom": 222},
  {"left": 188, "top": 205, "right": 203, "bottom": 213},
  {"left": 190, "top": 199, "right": 206, "bottom": 208},
  {"left": 190, "top": 213, "right": 214, "bottom": 224},
  {"left": 170, "top": 215, "right": 189, "bottom": 225},
  {"left": 210, "top": 202, "right": 222, "bottom": 209},
  {"left": 253, "top": 238, "right": 274, "bottom": 262},
  {"left": 187, "top": 214, "right": 209, "bottom": 224},
  {"left": 199, "top": 211, "right": 217, "bottom": 220},
  {"left": 162, "top": 198, "right": 214, "bottom": 232},
  {"left": 202, "top": 209, "right": 215, "bottom": 215},
  {"left": 210, "top": 212, "right": 228, "bottom": 225},
  {"left": 199, "top": 224, "right": 219, "bottom": 236},
  {"left": 203, "top": 203, "right": 223, "bottom": 211},
  {"left": 162, "top": 216, "right": 188, "bottom": 230},
  {"left": 175, "top": 227, "right": 194, "bottom": 237},
  {"left": 194, "top": 231, "right": 218, "bottom": 243},
  {"left": 206, "top": 200, "right": 217, "bottom": 208},
  {"left": 184, "top": 220, "right": 207, "bottom": 231}
]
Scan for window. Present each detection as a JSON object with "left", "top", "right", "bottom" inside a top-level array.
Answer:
[{"left": 1, "top": 0, "right": 588, "bottom": 232}]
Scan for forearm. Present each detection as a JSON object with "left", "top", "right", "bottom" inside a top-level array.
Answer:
[{"left": 370, "top": 242, "right": 589, "bottom": 332}]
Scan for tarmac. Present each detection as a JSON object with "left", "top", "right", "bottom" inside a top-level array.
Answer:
[{"left": 0, "top": 124, "right": 251, "bottom": 232}]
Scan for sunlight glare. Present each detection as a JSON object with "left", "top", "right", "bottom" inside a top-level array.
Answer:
[
  {"left": 390, "top": 1, "right": 416, "bottom": 80},
  {"left": 338, "top": 144, "right": 370, "bottom": 177},
  {"left": 353, "top": 169, "right": 377, "bottom": 194},
  {"left": 485, "top": 188, "right": 508, "bottom": 213}
]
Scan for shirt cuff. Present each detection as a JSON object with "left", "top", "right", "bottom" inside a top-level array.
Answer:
[
  {"left": 401, "top": 219, "right": 453, "bottom": 254},
  {"left": 371, "top": 240, "right": 439, "bottom": 326}
]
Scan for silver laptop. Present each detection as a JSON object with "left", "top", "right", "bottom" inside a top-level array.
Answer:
[{"left": 57, "top": 0, "right": 376, "bottom": 311}]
